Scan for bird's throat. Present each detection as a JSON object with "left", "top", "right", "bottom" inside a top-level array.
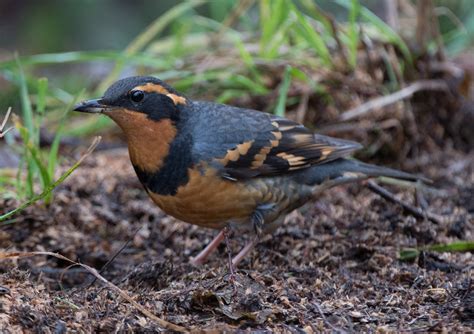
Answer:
[{"left": 107, "top": 109, "right": 177, "bottom": 173}]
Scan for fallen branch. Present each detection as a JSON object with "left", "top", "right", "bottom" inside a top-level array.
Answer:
[
  {"left": 340, "top": 79, "right": 448, "bottom": 121},
  {"left": 367, "top": 180, "right": 442, "bottom": 224},
  {"left": 0, "top": 251, "right": 188, "bottom": 333}
]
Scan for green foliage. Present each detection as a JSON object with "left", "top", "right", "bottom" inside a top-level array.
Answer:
[
  {"left": 1, "top": 0, "right": 416, "bottom": 122},
  {"left": 399, "top": 241, "right": 474, "bottom": 261},
  {"left": 99, "top": 0, "right": 205, "bottom": 93},
  {"left": 436, "top": 0, "right": 474, "bottom": 55},
  {"left": 6, "top": 59, "right": 80, "bottom": 204},
  {"left": 275, "top": 66, "right": 293, "bottom": 117},
  {"left": 347, "top": 0, "right": 361, "bottom": 68},
  {"left": 0, "top": 137, "right": 100, "bottom": 223}
]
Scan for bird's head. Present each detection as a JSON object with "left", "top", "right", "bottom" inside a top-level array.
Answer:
[
  {"left": 74, "top": 76, "right": 187, "bottom": 172},
  {"left": 74, "top": 76, "right": 186, "bottom": 123}
]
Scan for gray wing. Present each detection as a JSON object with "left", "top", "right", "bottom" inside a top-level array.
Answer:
[{"left": 186, "top": 101, "right": 362, "bottom": 179}]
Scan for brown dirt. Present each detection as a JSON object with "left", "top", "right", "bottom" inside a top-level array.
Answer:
[{"left": 1, "top": 145, "right": 472, "bottom": 332}]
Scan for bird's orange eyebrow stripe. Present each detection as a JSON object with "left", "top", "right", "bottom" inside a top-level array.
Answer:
[{"left": 133, "top": 83, "right": 187, "bottom": 105}]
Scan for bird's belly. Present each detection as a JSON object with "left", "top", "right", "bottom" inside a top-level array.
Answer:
[{"left": 147, "top": 168, "right": 259, "bottom": 229}]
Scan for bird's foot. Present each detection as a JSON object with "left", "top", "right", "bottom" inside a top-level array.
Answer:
[
  {"left": 229, "top": 209, "right": 265, "bottom": 267},
  {"left": 222, "top": 226, "right": 236, "bottom": 282}
]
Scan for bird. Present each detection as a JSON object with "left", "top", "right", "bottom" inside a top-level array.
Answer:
[{"left": 74, "top": 76, "right": 426, "bottom": 268}]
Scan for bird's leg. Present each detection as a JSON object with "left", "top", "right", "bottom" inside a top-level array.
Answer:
[
  {"left": 231, "top": 208, "right": 265, "bottom": 267},
  {"left": 190, "top": 229, "right": 225, "bottom": 265},
  {"left": 222, "top": 226, "right": 236, "bottom": 280},
  {"left": 232, "top": 237, "right": 258, "bottom": 267}
]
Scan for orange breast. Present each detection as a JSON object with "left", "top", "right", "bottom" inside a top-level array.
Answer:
[{"left": 147, "top": 168, "right": 260, "bottom": 229}]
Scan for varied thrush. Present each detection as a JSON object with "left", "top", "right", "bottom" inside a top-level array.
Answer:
[{"left": 74, "top": 76, "right": 424, "bottom": 267}]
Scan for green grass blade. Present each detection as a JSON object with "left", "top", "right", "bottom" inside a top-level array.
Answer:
[
  {"left": 347, "top": 0, "right": 361, "bottom": 69},
  {"left": 45, "top": 92, "right": 83, "bottom": 203},
  {"left": 288, "top": 66, "right": 309, "bottom": 82},
  {"left": 229, "top": 75, "right": 268, "bottom": 95},
  {"left": 36, "top": 78, "right": 48, "bottom": 118},
  {"left": 68, "top": 116, "right": 113, "bottom": 137},
  {"left": 428, "top": 241, "right": 474, "bottom": 253},
  {"left": 274, "top": 65, "right": 292, "bottom": 117},
  {"left": 99, "top": 0, "right": 205, "bottom": 92},
  {"left": 399, "top": 241, "right": 474, "bottom": 261},
  {"left": 47, "top": 92, "right": 82, "bottom": 176},
  {"left": 233, "top": 36, "right": 257, "bottom": 72},
  {"left": 0, "top": 51, "right": 168, "bottom": 70},
  {"left": 1, "top": 68, "right": 74, "bottom": 104},
  {"left": 172, "top": 71, "right": 229, "bottom": 91},
  {"left": 226, "top": 31, "right": 265, "bottom": 89},
  {"left": 298, "top": 0, "right": 333, "bottom": 34},
  {"left": 263, "top": 16, "right": 294, "bottom": 59},
  {"left": 14, "top": 60, "right": 37, "bottom": 198},
  {"left": 208, "top": 0, "right": 234, "bottom": 22},
  {"left": 216, "top": 89, "right": 247, "bottom": 104},
  {"left": 334, "top": 0, "right": 412, "bottom": 63},
  {"left": 15, "top": 157, "right": 26, "bottom": 198},
  {"left": 15, "top": 57, "right": 35, "bottom": 143},
  {"left": 399, "top": 248, "right": 419, "bottom": 261},
  {"left": 125, "top": 1, "right": 203, "bottom": 55},
  {"left": 0, "top": 137, "right": 101, "bottom": 222},
  {"left": 0, "top": 51, "right": 120, "bottom": 69},
  {"left": 292, "top": 9, "right": 332, "bottom": 67},
  {"left": 259, "top": 0, "right": 290, "bottom": 58},
  {"left": 15, "top": 122, "right": 51, "bottom": 191},
  {"left": 34, "top": 77, "right": 48, "bottom": 148}
]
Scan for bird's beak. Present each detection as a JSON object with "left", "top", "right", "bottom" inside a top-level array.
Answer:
[{"left": 73, "top": 98, "right": 111, "bottom": 113}]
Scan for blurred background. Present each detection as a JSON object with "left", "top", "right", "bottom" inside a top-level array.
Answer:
[{"left": 2, "top": 0, "right": 473, "bottom": 53}]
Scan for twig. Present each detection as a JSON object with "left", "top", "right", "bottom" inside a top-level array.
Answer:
[
  {"left": 367, "top": 180, "right": 442, "bottom": 224},
  {"left": 0, "top": 107, "right": 13, "bottom": 138},
  {"left": 87, "top": 226, "right": 143, "bottom": 288},
  {"left": 360, "top": 28, "right": 378, "bottom": 81},
  {"left": 433, "top": 7, "right": 468, "bottom": 35},
  {"left": 428, "top": 61, "right": 464, "bottom": 79},
  {"left": 430, "top": 4, "right": 446, "bottom": 61},
  {"left": 386, "top": 44, "right": 404, "bottom": 86},
  {"left": 383, "top": 0, "right": 399, "bottom": 30},
  {"left": 312, "top": 302, "right": 347, "bottom": 334},
  {"left": 0, "top": 251, "right": 189, "bottom": 333},
  {"left": 214, "top": 0, "right": 255, "bottom": 42},
  {"left": 318, "top": 9, "right": 350, "bottom": 69},
  {"left": 416, "top": 0, "right": 432, "bottom": 53},
  {"left": 295, "top": 90, "right": 310, "bottom": 124},
  {"left": 340, "top": 79, "right": 449, "bottom": 121}
]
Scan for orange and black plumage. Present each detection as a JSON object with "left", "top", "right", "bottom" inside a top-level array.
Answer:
[{"left": 74, "top": 76, "right": 425, "bottom": 266}]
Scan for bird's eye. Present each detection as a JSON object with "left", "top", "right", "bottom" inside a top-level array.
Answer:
[{"left": 130, "top": 90, "right": 145, "bottom": 103}]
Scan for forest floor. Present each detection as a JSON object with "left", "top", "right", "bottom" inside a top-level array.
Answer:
[{"left": 1, "top": 142, "right": 473, "bottom": 332}]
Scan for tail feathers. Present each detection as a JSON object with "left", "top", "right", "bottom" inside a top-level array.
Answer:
[
  {"left": 302, "top": 158, "right": 429, "bottom": 191},
  {"left": 344, "top": 160, "right": 429, "bottom": 183}
]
